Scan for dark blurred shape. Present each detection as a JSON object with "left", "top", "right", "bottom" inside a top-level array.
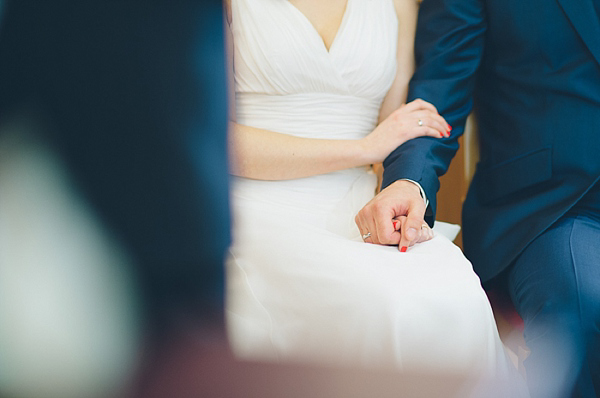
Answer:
[
  {"left": 0, "top": 1, "right": 229, "bottom": 397},
  {"left": 0, "top": 0, "right": 230, "bottom": 335}
]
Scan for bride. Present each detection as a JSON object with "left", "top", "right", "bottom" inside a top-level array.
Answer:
[{"left": 224, "top": 0, "right": 523, "bottom": 386}]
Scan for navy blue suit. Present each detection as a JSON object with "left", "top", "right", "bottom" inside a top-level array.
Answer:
[{"left": 382, "top": 0, "right": 600, "bottom": 396}]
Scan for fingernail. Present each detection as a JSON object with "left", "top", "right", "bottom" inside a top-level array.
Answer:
[
  {"left": 392, "top": 220, "right": 399, "bottom": 229},
  {"left": 448, "top": 124, "right": 453, "bottom": 131},
  {"left": 439, "top": 132, "right": 445, "bottom": 138},
  {"left": 406, "top": 228, "right": 417, "bottom": 241},
  {"left": 400, "top": 246, "right": 407, "bottom": 252}
]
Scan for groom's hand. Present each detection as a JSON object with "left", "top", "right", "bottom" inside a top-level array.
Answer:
[{"left": 355, "top": 180, "right": 427, "bottom": 252}]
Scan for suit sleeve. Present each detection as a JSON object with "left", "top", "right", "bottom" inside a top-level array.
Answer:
[{"left": 381, "top": 0, "right": 487, "bottom": 224}]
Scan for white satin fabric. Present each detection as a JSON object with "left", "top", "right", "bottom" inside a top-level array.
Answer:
[{"left": 226, "top": 0, "right": 522, "bottom": 386}]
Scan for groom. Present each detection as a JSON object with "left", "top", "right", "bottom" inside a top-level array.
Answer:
[{"left": 357, "top": 0, "right": 600, "bottom": 397}]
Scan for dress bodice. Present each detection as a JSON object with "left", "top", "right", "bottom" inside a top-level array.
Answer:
[{"left": 230, "top": 0, "right": 398, "bottom": 140}]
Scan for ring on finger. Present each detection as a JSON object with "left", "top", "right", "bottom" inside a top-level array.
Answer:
[
  {"left": 417, "top": 119, "right": 424, "bottom": 126},
  {"left": 362, "top": 232, "right": 372, "bottom": 241},
  {"left": 422, "top": 223, "right": 434, "bottom": 237}
]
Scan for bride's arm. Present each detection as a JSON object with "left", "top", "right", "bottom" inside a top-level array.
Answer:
[
  {"left": 229, "top": 103, "right": 447, "bottom": 180},
  {"left": 355, "top": 0, "right": 435, "bottom": 249},
  {"left": 378, "top": 0, "right": 420, "bottom": 122},
  {"left": 225, "top": 0, "right": 448, "bottom": 181},
  {"left": 230, "top": 123, "right": 376, "bottom": 180}
]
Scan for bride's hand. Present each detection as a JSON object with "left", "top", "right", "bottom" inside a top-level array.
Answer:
[
  {"left": 360, "top": 99, "right": 451, "bottom": 164},
  {"left": 393, "top": 215, "right": 434, "bottom": 245}
]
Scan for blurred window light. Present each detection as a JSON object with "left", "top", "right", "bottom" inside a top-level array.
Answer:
[{"left": 0, "top": 114, "right": 140, "bottom": 398}]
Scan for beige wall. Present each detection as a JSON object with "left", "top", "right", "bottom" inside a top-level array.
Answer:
[{"left": 436, "top": 115, "right": 478, "bottom": 249}]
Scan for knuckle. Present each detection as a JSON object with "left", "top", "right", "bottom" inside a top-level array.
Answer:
[
  {"left": 411, "top": 197, "right": 426, "bottom": 209},
  {"left": 409, "top": 220, "right": 422, "bottom": 229},
  {"left": 358, "top": 208, "right": 370, "bottom": 220},
  {"left": 371, "top": 201, "right": 385, "bottom": 214}
]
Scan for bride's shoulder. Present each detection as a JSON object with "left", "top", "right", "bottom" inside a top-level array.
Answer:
[
  {"left": 392, "top": 0, "right": 420, "bottom": 17},
  {"left": 393, "top": 0, "right": 422, "bottom": 22}
]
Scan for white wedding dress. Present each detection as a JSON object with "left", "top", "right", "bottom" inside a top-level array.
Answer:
[{"left": 226, "top": 0, "right": 523, "bottom": 386}]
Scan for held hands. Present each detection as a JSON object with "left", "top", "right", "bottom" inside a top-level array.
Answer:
[
  {"left": 355, "top": 180, "right": 433, "bottom": 251},
  {"left": 360, "top": 99, "right": 451, "bottom": 164},
  {"left": 355, "top": 98, "right": 444, "bottom": 250}
]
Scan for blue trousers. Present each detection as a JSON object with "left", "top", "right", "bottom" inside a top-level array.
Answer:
[{"left": 508, "top": 182, "right": 600, "bottom": 398}]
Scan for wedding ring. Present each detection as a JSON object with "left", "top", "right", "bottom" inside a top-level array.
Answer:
[
  {"left": 421, "top": 223, "right": 429, "bottom": 229},
  {"left": 362, "top": 232, "right": 372, "bottom": 240},
  {"left": 417, "top": 119, "right": 423, "bottom": 126}
]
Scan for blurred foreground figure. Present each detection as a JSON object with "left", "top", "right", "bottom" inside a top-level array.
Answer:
[{"left": 0, "top": 1, "right": 229, "bottom": 397}]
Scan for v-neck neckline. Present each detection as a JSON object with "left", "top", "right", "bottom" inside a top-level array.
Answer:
[{"left": 285, "top": 0, "right": 351, "bottom": 54}]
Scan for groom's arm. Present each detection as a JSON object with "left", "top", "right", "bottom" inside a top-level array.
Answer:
[
  {"left": 357, "top": 0, "right": 487, "bottom": 249},
  {"left": 383, "top": 0, "right": 487, "bottom": 223}
]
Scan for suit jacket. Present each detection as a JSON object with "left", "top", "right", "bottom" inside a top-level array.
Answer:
[
  {"left": 0, "top": 1, "right": 230, "bottom": 328},
  {"left": 382, "top": 0, "right": 600, "bottom": 282}
]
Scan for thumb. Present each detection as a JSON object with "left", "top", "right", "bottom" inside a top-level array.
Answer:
[{"left": 399, "top": 212, "right": 425, "bottom": 252}]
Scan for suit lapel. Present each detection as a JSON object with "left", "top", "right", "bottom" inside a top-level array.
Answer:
[{"left": 556, "top": 0, "right": 600, "bottom": 66}]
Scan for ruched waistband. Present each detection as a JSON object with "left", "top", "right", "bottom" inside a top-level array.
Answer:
[{"left": 235, "top": 92, "right": 382, "bottom": 140}]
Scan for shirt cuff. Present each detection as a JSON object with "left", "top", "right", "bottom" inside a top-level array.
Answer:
[{"left": 399, "top": 179, "right": 429, "bottom": 208}]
